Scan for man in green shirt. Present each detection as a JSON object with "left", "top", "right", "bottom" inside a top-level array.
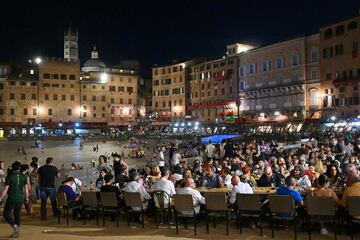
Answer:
[{"left": 0, "top": 161, "right": 29, "bottom": 238}]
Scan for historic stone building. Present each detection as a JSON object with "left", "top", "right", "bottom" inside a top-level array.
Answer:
[
  {"left": 319, "top": 15, "right": 360, "bottom": 119},
  {"left": 238, "top": 35, "right": 320, "bottom": 124},
  {"left": 187, "top": 55, "right": 239, "bottom": 123},
  {"left": 152, "top": 61, "right": 190, "bottom": 122},
  {"left": 80, "top": 47, "right": 139, "bottom": 125}
]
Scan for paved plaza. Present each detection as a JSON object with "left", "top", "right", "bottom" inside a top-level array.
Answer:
[{"left": 0, "top": 139, "right": 152, "bottom": 169}]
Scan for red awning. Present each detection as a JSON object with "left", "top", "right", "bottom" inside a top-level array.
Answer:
[
  {"left": 186, "top": 101, "right": 235, "bottom": 110},
  {"left": 0, "top": 122, "right": 22, "bottom": 126},
  {"left": 332, "top": 76, "right": 360, "bottom": 86},
  {"left": 159, "top": 115, "right": 172, "bottom": 119},
  {"left": 214, "top": 75, "right": 227, "bottom": 81}
]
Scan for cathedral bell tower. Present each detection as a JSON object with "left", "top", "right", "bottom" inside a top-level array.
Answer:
[{"left": 64, "top": 25, "right": 79, "bottom": 62}]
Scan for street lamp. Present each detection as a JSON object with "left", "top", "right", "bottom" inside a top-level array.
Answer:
[{"left": 35, "top": 57, "right": 42, "bottom": 64}]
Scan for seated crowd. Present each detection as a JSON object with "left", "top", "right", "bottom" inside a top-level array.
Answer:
[{"left": 1, "top": 132, "right": 360, "bottom": 237}]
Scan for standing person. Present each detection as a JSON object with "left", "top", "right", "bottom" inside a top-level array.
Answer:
[
  {"left": 37, "top": 157, "right": 59, "bottom": 220},
  {"left": 21, "top": 146, "right": 27, "bottom": 161},
  {"left": 96, "top": 144, "right": 99, "bottom": 152},
  {"left": 158, "top": 146, "right": 166, "bottom": 171},
  {"left": 205, "top": 140, "right": 216, "bottom": 161},
  {"left": 0, "top": 161, "right": 6, "bottom": 185},
  {"left": 20, "top": 164, "right": 33, "bottom": 215},
  {"left": 0, "top": 161, "right": 29, "bottom": 238}
]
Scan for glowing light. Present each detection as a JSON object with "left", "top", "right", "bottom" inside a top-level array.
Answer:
[
  {"left": 357, "top": 115, "right": 360, "bottom": 119},
  {"left": 100, "top": 73, "right": 108, "bottom": 83},
  {"left": 58, "top": 123, "right": 63, "bottom": 127},
  {"left": 330, "top": 116, "right": 336, "bottom": 121},
  {"left": 75, "top": 123, "right": 80, "bottom": 127},
  {"left": 229, "top": 102, "right": 236, "bottom": 108},
  {"left": 35, "top": 57, "right": 42, "bottom": 64},
  {"left": 30, "top": 69, "right": 34, "bottom": 75},
  {"left": 181, "top": 123, "right": 185, "bottom": 127},
  {"left": 174, "top": 123, "right": 179, "bottom": 127},
  {"left": 260, "top": 112, "right": 265, "bottom": 117},
  {"left": 187, "top": 122, "right": 192, "bottom": 126},
  {"left": 274, "top": 111, "right": 280, "bottom": 116},
  {"left": 194, "top": 126, "right": 199, "bottom": 130},
  {"left": 195, "top": 121, "right": 199, "bottom": 126}
]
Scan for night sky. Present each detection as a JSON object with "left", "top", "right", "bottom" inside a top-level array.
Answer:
[{"left": 0, "top": 0, "right": 359, "bottom": 77}]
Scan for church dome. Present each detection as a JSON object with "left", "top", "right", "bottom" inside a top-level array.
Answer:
[{"left": 82, "top": 46, "right": 106, "bottom": 72}]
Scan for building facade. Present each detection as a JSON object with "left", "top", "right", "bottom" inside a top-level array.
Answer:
[
  {"left": 238, "top": 35, "right": 320, "bottom": 124},
  {"left": 319, "top": 16, "right": 360, "bottom": 119},
  {"left": 187, "top": 56, "right": 239, "bottom": 123},
  {"left": 152, "top": 62, "right": 189, "bottom": 121}
]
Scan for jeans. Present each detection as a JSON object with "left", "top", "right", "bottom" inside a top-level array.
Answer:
[
  {"left": 40, "top": 187, "right": 58, "bottom": 219},
  {"left": 3, "top": 201, "right": 22, "bottom": 226}
]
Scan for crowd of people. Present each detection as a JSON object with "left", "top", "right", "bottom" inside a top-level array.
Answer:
[{"left": 1, "top": 130, "right": 360, "bottom": 238}]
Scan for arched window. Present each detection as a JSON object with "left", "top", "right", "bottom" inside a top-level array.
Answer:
[
  {"left": 309, "top": 89, "right": 319, "bottom": 107},
  {"left": 348, "top": 21, "right": 358, "bottom": 30},
  {"left": 335, "top": 25, "right": 345, "bottom": 36},
  {"left": 324, "top": 28, "right": 333, "bottom": 39}
]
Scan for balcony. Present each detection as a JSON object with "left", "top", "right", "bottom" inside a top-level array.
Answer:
[{"left": 245, "top": 79, "right": 304, "bottom": 91}]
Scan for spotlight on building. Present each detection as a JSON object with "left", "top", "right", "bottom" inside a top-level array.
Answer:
[
  {"left": 357, "top": 115, "right": 360, "bottom": 119},
  {"left": 187, "top": 122, "right": 192, "bottom": 126},
  {"left": 38, "top": 123, "right": 42, "bottom": 127},
  {"left": 100, "top": 72, "right": 108, "bottom": 83},
  {"left": 58, "top": 123, "right": 63, "bottom": 127},
  {"left": 274, "top": 111, "right": 280, "bottom": 116},
  {"left": 181, "top": 122, "right": 185, "bottom": 127},
  {"left": 174, "top": 122, "right": 179, "bottom": 127},
  {"left": 195, "top": 121, "right": 199, "bottom": 126},
  {"left": 75, "top": 122, "right": 80, "bottom": 127},
  {"left": 330, "top": 116, "right": 336, "bottom": 121},
  {"left": 35, "top": 57, "right": 42, "bottom": 64},
  {"left": 194, "top": 126, "right": 199, "bottom": 130}
]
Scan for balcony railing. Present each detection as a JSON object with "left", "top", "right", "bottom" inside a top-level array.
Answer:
[{"left": 243, "top": 79, "right": 304, "bottom": 91}]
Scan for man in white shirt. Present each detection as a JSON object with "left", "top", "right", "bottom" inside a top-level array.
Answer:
[
  {"left": 171, "top": 148, "right": 182, "bottom": 168},
  {"left": 124, "top": 171, "right": 151, "bottom": 211},
  {"left": 219, "top": 167, "right": 232, "bottom": 188},
  {"left": 229, "top": 175, "right": 253, "bottom": 204},
  {"left": 152, "top": 167, "right": 176, "bottom": 208},
  {"left": 158, "top": 147, "right": 166, "bottom": 169},
  {"left": 176, "top": 178, "right": 205, "bottom": 215},
  {"left": 205, "top": 141, "right": 216, "bottom": 160}
]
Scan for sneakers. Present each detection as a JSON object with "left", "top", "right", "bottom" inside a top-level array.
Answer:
[
  {"left": 320, "top": 227, "right": 328, "bottom": 235},
  {"left": 10, "top": 225, "right": 20, "bottom": 238}
]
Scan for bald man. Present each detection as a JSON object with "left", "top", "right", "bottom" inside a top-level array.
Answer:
[
  {"left": 229, "top": 176, "right": 253, "bottom": 204},
  {"left": 177, "top": 178, "right": 205, "bottom": 215}
]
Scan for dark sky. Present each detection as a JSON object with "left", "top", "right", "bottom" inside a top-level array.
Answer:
[{"left": 0, "top": 0, "right": 359, "bottom": 77}]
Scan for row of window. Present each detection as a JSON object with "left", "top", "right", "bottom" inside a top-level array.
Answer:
[
  {"left": 190, "top": 88, "right": 231, "bottom": 98},
  {"left": 108, "top": 86, "right": 134, "bottom": 93},
  {"left": 325, "top": 68, "right": 360, "bottom": 81},
  {"left": 43, "top": 73, "right": 76, "bottom": 80},
  {"left": 153, "top": 78, "right": 173, "bottom": 86},
  {"left": 153, "top": 65, "right": 184, "bottom": 75},
  {"left": 153, "top": 87, "right": 185, "bottom": 96},
  {"left": 239, "top": 54, "right": 302, "bottom": 76},
  {"left": 324, "top": 21, "right": 358, "bottom": 40},
  {"left": 154, "top": 100, "right": 183, "bottom": 108},
  {"left": 191, "top": 59, "right": 234, "bottom": 73},
  {"left": 5, "top": 82, "right": 37, "bottom": 87},
  {"left": 323, "top": 96, "right": 360, "bottom": 107},
  {"left": 82, "top": 95, "right": 133, "bottom": 104}
]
